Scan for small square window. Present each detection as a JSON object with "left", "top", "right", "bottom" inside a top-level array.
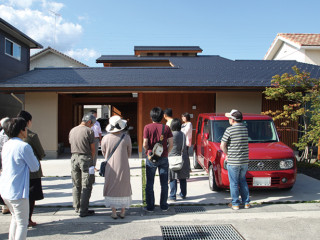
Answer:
[{"left": 5, "top": 39, "right": 21, "bottom": 60}]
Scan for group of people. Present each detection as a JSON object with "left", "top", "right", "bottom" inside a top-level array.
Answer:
[
  {"left": 69, "top": 107, "right": 194, "bottom": 218},
  {"left": 143, "top": 107, "right": 193, "bottom": 211},
  {"left": 0, "top": 111, "right": 45, "bottom": 240},
  {"left": 68, "top": 112, "right": 132, "bottom": 219},
  {"left": 143, "top": 107, "right": 250, "bottom": 211},
  {"left": 0, "top": 107, "right": 250, "bottom": 239}
]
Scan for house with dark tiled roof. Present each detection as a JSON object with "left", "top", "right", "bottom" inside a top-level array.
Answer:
[
  {"left": 1, "top": 45, "right": 320, "bottom": 158},
  {"left": 264, "top": 33, "right": 320, "bottom": 65},
  {"left": 30, "top": 46, "right": 88, "bottom": 70},
  {"left": 0, "top": 18, "right": 42, "bottom": 118}
]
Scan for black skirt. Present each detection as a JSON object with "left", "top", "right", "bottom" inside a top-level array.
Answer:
[{"left": 29, "top": 178, "right": 44, "bottom": 201}]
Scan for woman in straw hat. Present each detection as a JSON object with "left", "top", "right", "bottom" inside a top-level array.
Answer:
[{"left": 101, "top": 115, "right": 132, "bottom": 219}]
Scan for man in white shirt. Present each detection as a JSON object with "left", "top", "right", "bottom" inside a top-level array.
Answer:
[
  {"left": 90, "top": 110, "right": 102, "bottom": 168},
  {"left": 164, "top": 108, "right": 173, "bottom": 129}
]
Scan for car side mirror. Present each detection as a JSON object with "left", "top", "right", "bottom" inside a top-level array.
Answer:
[{"left": 204, "top": 133, "right": 209, "bottom": 140}]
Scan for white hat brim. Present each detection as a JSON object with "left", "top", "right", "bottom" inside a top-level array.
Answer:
[{"left": 106, "top": 120, "right": 127, "bottom": 133}]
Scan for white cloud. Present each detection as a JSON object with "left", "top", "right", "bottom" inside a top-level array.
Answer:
[
  {"left": 41, "top": 0, "right": 64, "bottom": 13},
  {"left": 0, "top": 0, "right": 99, "bottom": 65},
  {"left": 64, "top": 48, "right": 100, "bottom": 62},
  {"left": 7, "top": 0, "right": 34, "bottom": 8},
  {"left": 0, "top": 4, "right": 82, "bottom": 51}
]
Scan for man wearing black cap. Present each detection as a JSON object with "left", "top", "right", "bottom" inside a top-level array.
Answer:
[{"left": 220, "top": 109, "right": 250, "bottom": 210}]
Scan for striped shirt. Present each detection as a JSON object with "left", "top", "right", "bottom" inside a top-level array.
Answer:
[{"left": 221, "top": 123, "right": 249, "bottom": 165}]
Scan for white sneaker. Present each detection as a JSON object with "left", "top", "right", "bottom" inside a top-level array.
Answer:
[{"left": 228, "top": 203, "right": 239, "bottom": 210}]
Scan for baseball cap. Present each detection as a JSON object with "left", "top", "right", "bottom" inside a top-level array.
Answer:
[{"left": 225, "top": 109, "right": 242, "bottom": 121}]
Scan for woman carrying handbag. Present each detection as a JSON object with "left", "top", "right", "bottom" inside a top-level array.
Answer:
[
  {"left": 101, "top": 116, "right": 132, "bottom": 219},
  {"left": 168, "top": 118, "right": 190, "bottom": 202}
]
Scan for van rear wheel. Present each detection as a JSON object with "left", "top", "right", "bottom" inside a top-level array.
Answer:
[
  {"left": 193, "top": 151, "right": 202, "bottom": 169},
  {"left": 209, "top": 165, "right": 220, "bottom": 191}
]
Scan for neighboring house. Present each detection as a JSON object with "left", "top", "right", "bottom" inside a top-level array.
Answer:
[
  {"left": 0, "top": 18, "right": 42, "bottom": 118},
  {"left": 30, "top": 47, "right": 103, "bottom": 126},
  {"left": 30, "top": 46, "right": 88, "bottom": 70},
  {"left": 264, "top": 33, "right": 320, "bottom": 65},
  {"left": 1, "top": 46, "right": 320, "bottom": 158}
]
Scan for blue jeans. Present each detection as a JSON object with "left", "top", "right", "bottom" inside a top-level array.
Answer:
[
  {"left": 227, "top": 164, "right": 250, "bottom": 206},
  {"left": 145, "top": 157, "right": 169, "bottom": 211},
  {"left": 169, "top": 179, "right": 187, "bottom": 200}
]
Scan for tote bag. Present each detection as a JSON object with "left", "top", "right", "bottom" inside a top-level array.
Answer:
[{"left": 168, "top": 133, "right": 185, "bottom": 171}]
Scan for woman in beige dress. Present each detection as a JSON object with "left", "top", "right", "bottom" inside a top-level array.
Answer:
[{"left": 101, "top": 116, "right": 132, "bottom": 219}]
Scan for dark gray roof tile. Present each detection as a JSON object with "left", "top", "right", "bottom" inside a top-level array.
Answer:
[{"left": 1, "top": 56, "right": 320, "bottom": 91}]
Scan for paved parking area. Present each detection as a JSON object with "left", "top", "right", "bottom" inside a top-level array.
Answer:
[{"left": 38, "top": 155, "right": 320, "bottom": 207}]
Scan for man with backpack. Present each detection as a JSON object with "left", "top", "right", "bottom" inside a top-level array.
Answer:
[{"left": 143, "top": 107, "right": 173, "bottom": 212}]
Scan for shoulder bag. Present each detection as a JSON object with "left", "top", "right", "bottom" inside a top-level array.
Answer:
[
  {"left": 148, "top": 124, "right": 165, "bottom": 163},
  {"left": 168, "top": 133, "right": 184, "bottom": 171},
  {"left": 99, "top": 133, "right": 125, "bottom": 177}
]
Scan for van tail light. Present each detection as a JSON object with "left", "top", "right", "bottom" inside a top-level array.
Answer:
[
  {"left": 217, "top": 150, "right": 227, "bottom": 169},
  {"left": 223, "top": 160, "right": 228, "bottom": 169}
]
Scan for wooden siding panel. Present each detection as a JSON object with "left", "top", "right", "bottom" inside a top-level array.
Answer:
[
  {"left": 58, "top": 94, "right": 73, "bottom": 148},
  {"left": 138, "top": 93, "right": 215, "bottom": 155},
  {"left": 262, "top": 97, "right": 298, "bottom": 149}
]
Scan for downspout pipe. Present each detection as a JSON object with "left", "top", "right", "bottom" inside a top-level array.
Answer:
[{"left": 10, "top": 93, "right": 24, "bottom": 110}]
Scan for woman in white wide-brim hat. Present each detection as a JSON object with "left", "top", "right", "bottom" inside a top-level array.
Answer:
[{"left": 101, "top": 116, "right": 132, "bottom": 219}]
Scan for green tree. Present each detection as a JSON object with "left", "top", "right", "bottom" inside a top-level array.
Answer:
[{"left": 263, "top": 66, "right": 320, "bottom": 162}]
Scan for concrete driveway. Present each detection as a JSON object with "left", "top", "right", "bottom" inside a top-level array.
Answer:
[{"left": 38, "top": 155, "right": 320, "bottom": 207}]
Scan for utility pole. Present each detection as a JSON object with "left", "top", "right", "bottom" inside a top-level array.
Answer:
[{"left": 49, "top": 10, "right": 61, "bottom": 48}]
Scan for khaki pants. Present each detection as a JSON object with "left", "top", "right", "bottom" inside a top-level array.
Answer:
[{"left": 71, "top": 154, "right": 95, "bottom": 215}]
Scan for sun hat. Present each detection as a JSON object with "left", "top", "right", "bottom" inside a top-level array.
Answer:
[
  {"left": 225, "top": 109, "right": 242, "bottom": 121},
  {"left": 106, "top": 116, "right": 127, "bottom": 133},
  {"left": 0, "top": 117, "right": 9, "bottom": 127}
]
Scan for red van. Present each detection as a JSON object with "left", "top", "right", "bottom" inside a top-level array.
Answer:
[{"left": 193, "top": 113, "right": 297, "bottom": 191}]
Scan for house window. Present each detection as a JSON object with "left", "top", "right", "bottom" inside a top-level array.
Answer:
[
  {"left": 5, "top": 38, "right": 21, "bottom": 60},
  {"left": 147, "top": 53, "right": 153, "bottom": 56},
  {"left": 170, "top": 53, "right": 177, "bottom": 56},
  {"left": 159, "top": 53, "right": 165, "bottom": 56},
  {"left": 182, "top": 53, "right": 189, "bottom": 56}
]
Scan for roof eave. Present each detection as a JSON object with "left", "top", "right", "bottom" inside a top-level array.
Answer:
[
  {"left": 0, "top": 86, "right": 266, "bottom": 94},
  {"left": 0, "top": 18, "right": 43, "bottom": 49},
  {"left": 300, "top": 46, "right": 320, "bottom": 49},
  {"left": 264, "top": 36, "right": 302, "bottom": 60}
]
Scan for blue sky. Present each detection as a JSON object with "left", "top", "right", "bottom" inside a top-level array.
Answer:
[{"left": 1, "top": 0, "right": 319, "bottom": 66}]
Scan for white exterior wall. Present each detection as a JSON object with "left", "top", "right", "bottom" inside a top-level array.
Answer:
[
  {"left": 216, "top": 92, "right": 262, "bottom": 114},
  {"left": 305, "top": 49, "right": 320, "bottom": 65},
  {"left": 25, "top": 92, "right": 58, "bottom": 158},
  {"left": 30, "top": 52, "right": 85, "bottom": 70},
  {"left": 273, "top": 43, "right": 305, "bottom": 62}
]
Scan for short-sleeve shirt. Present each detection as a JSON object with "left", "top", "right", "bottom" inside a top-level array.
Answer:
[
  {"left": 221, "top": 123, "right": 249, "bottom": 165},
  {"left": 166, "top": 119, "right": 173, "bottom": 128},
  {"left": 91, "top": 121, "right": 102, "bottom": 138},
  {"left": 69, "top": 125, "right": 95, "bottom": 155},
  {"left": 143, "top": 123, "right": 173, "bottom": 157}
]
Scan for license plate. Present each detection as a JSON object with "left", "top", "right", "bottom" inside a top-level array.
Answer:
[{"left": 253, "top": 177, "right": 271, "bottom": 186}]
